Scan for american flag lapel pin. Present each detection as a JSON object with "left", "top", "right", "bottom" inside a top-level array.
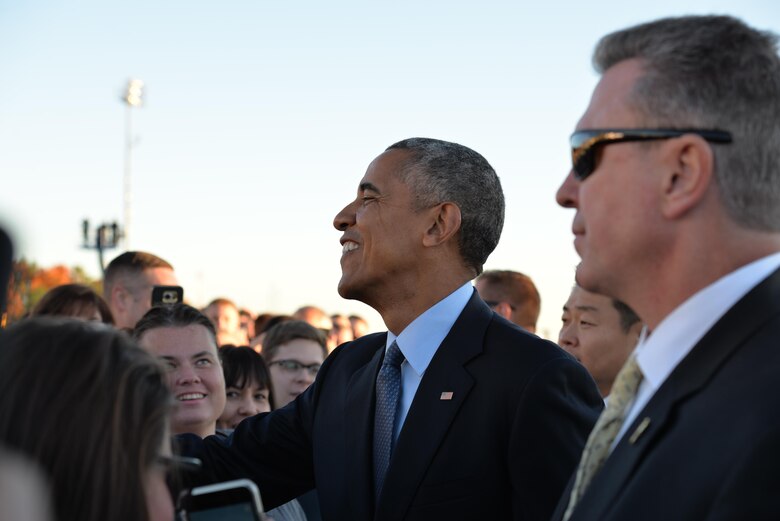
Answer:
[{"left": 440, "top": 391, "right": 454, "bottom": 400}]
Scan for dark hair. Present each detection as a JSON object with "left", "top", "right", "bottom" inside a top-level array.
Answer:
[
  {"left": 257, "top": 314, "right": 294, "bottom": 335},
  {"left": 253, "top": 313, "right": 275, "bottom": 335},
  {"left": 594, "top": 15, "right": 780, "bottom": 231},
  {"left": 476, "top": 270, "right": 541, "bottom": 330},
  {"left": 386, "top": 138, "right": 504, "bottom": 275},
  {"left": 103, "top": 251, "right": 173, "bottom": 297},
  {"left": 31, "top": 283, "right": 113, "bottom": 324},
  {"left": 0, "top": 318, "right": 171, "bottom": 521},
  {"left": 262, "top": 320, "right": 328, "bottom": 362},
  {"left": 219, "top": 345, "right": 274, "bottom": 408},
  {"left": 611, "top": 299, "right": 641, "bottom": 333},
  {"left": 132, "top": 303, "right": 217, "bottom": 344}
]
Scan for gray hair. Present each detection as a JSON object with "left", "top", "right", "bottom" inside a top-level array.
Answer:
[
  {"left": 594, "top": 15, "right": 780, "bottom": 231},
  {"left": 386, "top": 138, "right": 504, "bottom": 275}
]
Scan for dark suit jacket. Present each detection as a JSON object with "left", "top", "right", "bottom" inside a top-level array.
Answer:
[
  {"left": 180, "top": 291, "right": 602, "bottom": 521},
  {"left": 551, "top": 267, "right": 780, "bottom": 521}
]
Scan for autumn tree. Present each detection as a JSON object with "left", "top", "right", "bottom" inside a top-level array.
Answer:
[{"left": 5, "top": 260, "right": 102, "bottom": 323}]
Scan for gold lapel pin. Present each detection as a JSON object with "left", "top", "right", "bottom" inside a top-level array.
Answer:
[
  {"left": 629, "top": 417, "right": 651, "bottom": 445},
  {"left": 440, "top": 392, "right": 454, "bottom": 400}
]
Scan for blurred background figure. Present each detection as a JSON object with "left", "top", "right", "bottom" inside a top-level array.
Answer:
[
  {"left": 134, "top": 304, "right": 225, "bottom": 438},
  {"left": 250, "top": 314, "right": 294, "bottom": 352},
  {"left": 262, "top": 320, "right": 327, "bottom": 409},
  {"left": 203, "top": 297, "right": 249, "bottom": 346},
  {"left": 31, "top": 283, "right": 113, "bottom": 324},
  {"left": 292, "top": 305, "right": 334, "bottom": 350},
  {"left": 558, "top": 285, "right": 642, "bottom": 398},
  {"left": 239, "top": 308, "right": 256, "bottom": 343},
  {"left": 348, "top": 314, "right": 369, "bottom": 339},
  {"left": 103, "top": 251, "right": 178, "bottom": 330},
  {"left": 329, "top": 313, "right": 354, "bottom": 349},
  {"left": 475, "top": 269, "right": 541, "bottom": 334},
  {"left": 0, "top": 318, "right": 174, "bottom": 521},
  {"left": 217, "top": 345, "right": 272, "bottom": 431}
]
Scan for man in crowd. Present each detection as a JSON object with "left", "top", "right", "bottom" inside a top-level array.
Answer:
[
  {"left": 330, "top": 313, "right": 355, "bottom": 348},
  {"left": 103, "top": 251, "right": 178, "bottom": 330},
  {"left": 553, "top": 15, "right": 780, "bottom": 520},
  {"left": 349, "top": 314, "right": 370, "bottom": 338},
  {"left": 558, "top": 285, "right": 641, "bottom": 398},
  {"left": 475, "top": 269, "right": 541, "bottom": 333},
  {"left": 292, "top": 305, "right": 336, "bottom": 351},
  {"left": 180, "top": 138, "right": 602, "bottom": 520},
  {"left": 203, "top": 297, "right": 249, "bottom": 346}
]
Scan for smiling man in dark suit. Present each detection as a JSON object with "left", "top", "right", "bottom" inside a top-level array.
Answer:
[
  {"left": 553, "top": 15, "right": 780, "bottom": 521},
  {"left": 179, "top": 137, "right": 601, "bottom": 521}
]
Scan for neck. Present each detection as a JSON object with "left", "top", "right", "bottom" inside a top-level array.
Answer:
[
  {"left": 375, "top": 272, "right": 472, "bottom": 335},
  {"left": 625, "top": 228, "right": 780, "bottom": 330}
]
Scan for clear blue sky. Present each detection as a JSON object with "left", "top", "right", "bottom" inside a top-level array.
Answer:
[{"left": 1, "top": 0, "right": 777, "bottom": 337}]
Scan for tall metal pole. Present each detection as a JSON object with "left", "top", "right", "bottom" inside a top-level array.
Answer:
[
  {"left": 123, "top": 102, "right": 133, "bottom": 250},
  {"left": 122, "top": 78, "right": 144, "bottom": 250}
]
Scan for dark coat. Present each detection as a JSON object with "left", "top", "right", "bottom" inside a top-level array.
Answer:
[{"left": 180, "top": 290, "right": 602, "bottom": 521}]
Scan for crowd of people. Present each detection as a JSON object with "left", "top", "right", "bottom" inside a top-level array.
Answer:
[{"left": 1, "top": 13, "right": 780, "bottom": 521}]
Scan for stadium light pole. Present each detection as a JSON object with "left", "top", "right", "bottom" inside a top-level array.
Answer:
[{"left": 121, "top": 78, "right": 144, "bottom": 250}]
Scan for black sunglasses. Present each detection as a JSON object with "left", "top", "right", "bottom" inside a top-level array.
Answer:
[{"left": 570, "top": 128, "right": 732, "bottom": 181}]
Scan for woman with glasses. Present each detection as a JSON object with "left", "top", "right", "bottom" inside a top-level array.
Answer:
[
  {"left": 261, "top": 320, "right": 327, "bottom": 410},
  {"left": 0, "top": 318, "right": 175, "bottom": 521}
]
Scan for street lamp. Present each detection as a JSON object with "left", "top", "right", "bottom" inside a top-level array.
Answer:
[{"left": 122, "top": 78, "right": 144, "bottom": 250}]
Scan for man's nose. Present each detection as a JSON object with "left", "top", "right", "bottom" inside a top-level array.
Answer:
[
  {"left": 333, "top": 200, "right": 356, "bottom": 231},
  {"left": 556, "top": 171, "right": 580, "bottom": 209}
]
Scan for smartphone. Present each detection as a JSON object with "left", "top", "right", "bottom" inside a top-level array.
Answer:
[
  {"left": 151, "top": 285, "right": 183, "bottom": 307},
  {"left": 180, "top": 479, "right": 265, "bottom": 521}
]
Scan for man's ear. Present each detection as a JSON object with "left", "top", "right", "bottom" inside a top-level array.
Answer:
[
  {"left": 110, "top": 284, "right": 130, "bottom": 314},
  {"left": 422, "top": 202, "right": 461, "bottom": 247},
  {"left": 660, "top": 135, "right": 715, "bottom": 220},
  {"left": 493, "top": 301, "right": 513, "bottom": 321}
]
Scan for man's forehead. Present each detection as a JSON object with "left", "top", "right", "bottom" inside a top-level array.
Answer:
[
  {"left": 144, "top": 267, "right": 177, "bottom": 285},
  {"left": 360, "top": 149, "right": 412, "bottom": 187},
  {"left": 576, "top": 58, "right": 646, "bottom": 130}
]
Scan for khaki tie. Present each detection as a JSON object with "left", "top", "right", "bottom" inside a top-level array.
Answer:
[{"left": 563, "top": 353, "right": 644, "bottom": 521}]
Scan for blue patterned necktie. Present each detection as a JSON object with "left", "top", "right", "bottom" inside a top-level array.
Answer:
[{"left": 373, "top": 340, "right": 405, "bottom": 500}]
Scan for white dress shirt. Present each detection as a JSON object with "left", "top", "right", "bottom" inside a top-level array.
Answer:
[
  {"left": 613, "top": 252, "right": 780, "bottom": 447},
  {"left": 384, "top": 282, "right": 473, "bottom": 441}
]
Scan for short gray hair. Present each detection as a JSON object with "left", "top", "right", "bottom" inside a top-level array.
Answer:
[
  {"left": 386, "top": 138, "right": 504, "bottom": 275},
  {"left": 594, "top": 15, "right": 780, "bottom": 231}
]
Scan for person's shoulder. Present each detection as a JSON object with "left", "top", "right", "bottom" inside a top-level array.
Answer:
[
  {"left": 320, "top": 332, "right": 385, "bottom": 371},
  {"left": 484, "top": 312, "right": 573, "bottom": 364}
]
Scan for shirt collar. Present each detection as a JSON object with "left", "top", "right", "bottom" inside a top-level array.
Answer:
[
  {"left": 386, "top": 282, "right": 473, "bottom": 377},
  {"left": 635, "top": 252, "right": 780, "bottom": 392}
]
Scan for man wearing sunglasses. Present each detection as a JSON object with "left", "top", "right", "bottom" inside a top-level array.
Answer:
[{"left": 554, "top": 15, "right": 780, "bottom": 521}]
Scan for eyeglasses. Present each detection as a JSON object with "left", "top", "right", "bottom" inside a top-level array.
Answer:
[
  {"left": 269, "top": 359, "right": 321, "bottom": 376},
  {"left": 570, "top": 128, "right": 732, "bottom": 181}
]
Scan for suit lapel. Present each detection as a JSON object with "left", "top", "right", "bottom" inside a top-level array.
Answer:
[
  {"left": 344, "top": 334, "right": 386, "bottom": 521},
  {"left": 376, "top": 292, "right": 491, "bottom": 521},
  {"left": 572, "top": 268, "right": 780, "bottom": 520}
]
